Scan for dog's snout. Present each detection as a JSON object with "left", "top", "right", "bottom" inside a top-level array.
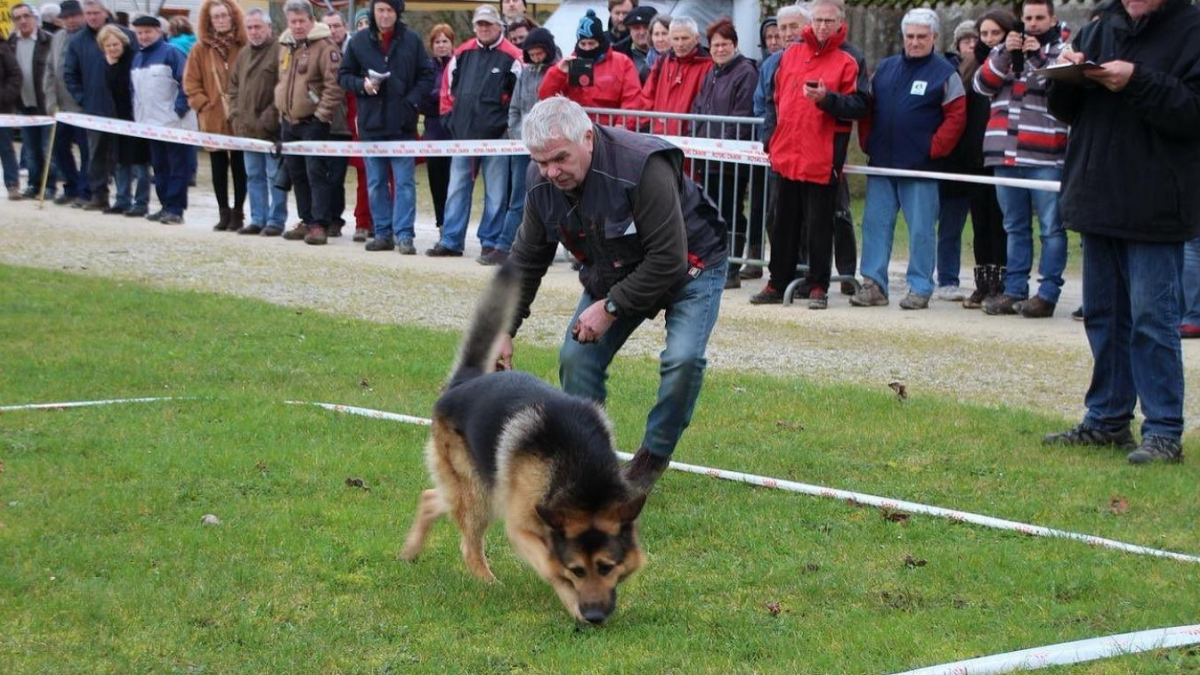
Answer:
[{"left": 581, "top": 605, "right": 610, "bottom": 625}]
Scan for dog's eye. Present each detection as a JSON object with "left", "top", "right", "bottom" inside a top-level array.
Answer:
[
  {"left": 569, "top": 566, "right": 586, "bottom": 578},
  {"left": 596, "top": 563, "right": 614, "bottom": 576}
]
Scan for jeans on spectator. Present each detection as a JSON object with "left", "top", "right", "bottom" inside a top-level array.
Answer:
[
  {"left": 994, "top": 165, "right": 1066, "bottom": 303},
  {"left": 0, "top": 128, "right": 19, "bottom": 188},
  {"left": 281, "top": 119, "right": 335, "bottom": 226},
  {"left": 1183, "top": 238, "right": 1200, "bottom": 327},
  {"left": 438, "top": 155, "right": 509, "bottom": 253},
  {"left": 19, "top": 119, "right": 49, "bottom": 195},
  {"left": 114, "top": 163, "right": 150, "bottom": 211},
  {"left": 559, "top": 260, "right": 726, "bottom": 458},
  {"left": 1081, "top": 233, "right": 1184, "bottom": 441},
  {"left": 86, "top": 131, "right": 117, "bottom": 200},
  {"left": 498, "top": 155, "right": 530, "bottom": 253},
  {"left": 243, "top": 151, "right": 288, "bottom": 227},
  {"left": 365, "top": 155, "right": 416, "bottom": 242},
  {"left": 149, "top": 142, "right": 191, "bottom": 215},
  {"left": 52, "top": 123, "right": 90, "bottom": 200},
  {"left": 936, "top": 187, "right": 971, "bottom": 287},
  {"left": 860, "top": 176, "right": 939, "bottom": 298}
]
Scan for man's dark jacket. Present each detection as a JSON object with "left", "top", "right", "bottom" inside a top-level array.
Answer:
[
  {"left": 510, "top": 125, "right": 726, "bottom": 330},
  {"left": 1047, "top": 0, "right": 1200, "bottom": 242},
  {"left": 64, "top": 19, "right": 134, "bottom": 117},
  {"left": 8, "top": 28, "right": 53, "bottom": 114},
  {"left": 0, "top": 41, "right": 20, "bottom": 114},
  {"left": 338, "top": 11, "right": 435, "bottom": 141}
]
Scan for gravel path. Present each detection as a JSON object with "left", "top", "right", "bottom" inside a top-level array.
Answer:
[{"left": 4, "top": 192, "right": 1198, "bottom": 430}]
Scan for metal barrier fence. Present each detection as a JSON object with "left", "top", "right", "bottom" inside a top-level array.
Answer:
[{"left": 583, "top": 107, "right": 859, "bottom": 304}]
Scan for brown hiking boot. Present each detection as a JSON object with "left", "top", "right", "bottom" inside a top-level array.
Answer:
[
  {"left": 983, "top": 293, "right": 1024, "bottom": 316},
  {"left": 282, "top": 223, "right": 309, "bottom": 240},
  {"left": 623, "top": 447, "right": 670, "bottom": 493},
  {"left": 1016, "top": 295, "right": 1056, "bottom": 319},
  {"left": 304, "top": 225, "right": 328, "bottom": 245},
  {"left": 849, "top": 280, "right": 889, "bottom": 307}
]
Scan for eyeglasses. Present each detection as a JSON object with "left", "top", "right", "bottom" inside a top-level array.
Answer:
[{"left": 812, "top": 18, "right": 841, "bottom": 26}]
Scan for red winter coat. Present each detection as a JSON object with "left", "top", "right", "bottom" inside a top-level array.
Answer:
[
  {"left": 641, "top": 46, "right": 713, "bottom": 135},
  {"left": 538, "top": 47, "right": 643, "bottom": 127},
  {"left": 766, "top": 25, "right": 870, "bottom": 184}
]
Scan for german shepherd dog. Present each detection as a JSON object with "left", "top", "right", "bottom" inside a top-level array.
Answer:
[{"left": 400, "top": 264, "right": 647, "bottom": 625}]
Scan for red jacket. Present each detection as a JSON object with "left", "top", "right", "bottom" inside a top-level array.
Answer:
[
  {"left": 766, "top": 26, "right": 869, "bottom": 184},
  {"left": 538, "top": 48, "right": 644, "bottom": 127},
  {"left": 641, "top": 46, "right": 713, "bottom": 135}
]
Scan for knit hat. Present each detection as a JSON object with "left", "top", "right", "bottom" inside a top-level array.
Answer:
[
  {"left": 576, "top": 8, "right": 608, "bottom": 55},
  {"left": 522, "top": 26, "right": 556, "bottom": 64},
  {"left": 353, "top": 8, "right": 370, "bottom": 28},
  {"left": 952, "top": 20, "right": 978, "bottom": 44},
  {"left": 58, "top": 0, "right": 82, "bottom": 18}
]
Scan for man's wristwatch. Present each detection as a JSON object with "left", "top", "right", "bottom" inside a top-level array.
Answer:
[{"left": 603, "top": 298, "right": 619, "bottom": 317}]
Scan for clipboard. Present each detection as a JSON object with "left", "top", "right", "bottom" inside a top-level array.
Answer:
[{"left": 1033, "top": 61, "right": 1102, "bottom": 85}]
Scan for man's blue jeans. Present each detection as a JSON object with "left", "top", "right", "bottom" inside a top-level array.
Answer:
[
  {"left": 243, "top": 151, "right": 288, "bottom": 227},
  {"left": 498, "top": 155, "right": 530, "bottom": 253},
  {"left": 1183, "top": 237, "right": 1200, "bottom": 326},
  {"left": 994, "top": 165, "right": 1066, "bottom": 303},
  {"left": 0, "top": 128, "right": 18, "bottom": 188},
  {"left": 1081, "top": 233, "right": 1184, "bottom": 441},
  {"left": 860, "top": 176, "right": 939, "bottom": 298},
  {"left": 18, "top": 123, "right": 50, "bottom": 195},
  {"left": 52, "top": 123, "right": 90, "bottom": 200},
  {"left": 558, "top": 260, "right": 726, "bottom": 458},
  {"left": 936, "top": 190, "right": 971, "bottom": 287},
  {"left": 114, "top": 163, "right": 151, "bottom": 211},
  {"left": 437, "top": 155, "right": 509, "bottom": 252},
  {"left": 365, "top": 155, "right": 416, "bottom": 242}
]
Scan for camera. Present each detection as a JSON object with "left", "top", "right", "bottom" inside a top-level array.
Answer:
[{"left": 569, "top": 58, "right": 595, "bottom": 87}]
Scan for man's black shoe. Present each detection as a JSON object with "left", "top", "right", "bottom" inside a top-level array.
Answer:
[
  {"left": 1043, "top": 423, "right": 1137, "bottom": 451},
  {"left": 425, "top": 244, "right": 463, "bottom": 257},
  {"left": 1127, "top": 435, "right": 1183, "bottom": 465}
]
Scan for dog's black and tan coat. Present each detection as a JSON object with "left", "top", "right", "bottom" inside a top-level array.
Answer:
[{"left": 401, "top": 264, "right": 646, "bottom": 624}]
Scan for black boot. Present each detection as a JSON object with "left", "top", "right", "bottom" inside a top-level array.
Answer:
[
  {"left": 623, "top": 447, "right": 670, "bottom": 494},
  {"left": 212, "top": 206, "right": 232, "bottom": 232},
  {"left": 988, "top": 266, "right": 1007, "bottom": 302},
  {"left": 963, "top": 266, "right": 987, "bottom": 309},
  {"left": 228, "top": 207, "right": 245, "bottom": 233}
]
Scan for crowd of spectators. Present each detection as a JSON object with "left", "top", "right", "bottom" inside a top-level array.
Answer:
[{"left": 1, "top": 0, "right": 1196, "bottom": 326}]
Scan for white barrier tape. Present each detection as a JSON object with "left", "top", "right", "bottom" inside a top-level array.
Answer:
[
  {"left": 300, "top": 401, "right": 1200, "bottom": 565},
  {"left": 891, "top": 623, "right": 1200, "bottom": 675},
  {"left": 0, "top": 114, "right": 56, "bottom": 128},
  {"left": 53, "top": 111, "right": 1061, "bottom": 192},
  {"left": 55, "top": 112, "right": 274, "bottom": 154},
  {"left": 0, "top": 396, "right": 178, "bottom": 411}
]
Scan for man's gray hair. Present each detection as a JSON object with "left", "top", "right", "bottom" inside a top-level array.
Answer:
[
  {"left": 245, "top": 7, "right": 267, "bottom": 21},
  {"left": 522, "top": 96, "right": 593, "bottom": 152},
  {"left": 777, "top": 3, "right": 812, "bottom": 24},
  {"left": 810, "top": 0, "right": 845, "bottom": 19},
  {"left": 39, "top": 2, "right": 61, "bottom": 21},
  {"left": 283, "top": 0, "right": 313, "bottom": 17},
  {"left": 80, "top": 0, "right": 108, "bottom": 9},
  {"left": 668, "top": 16, "right": 698, "bottom": 37},
  {"left": 902, "top": 8, "right": 940, "bottom": 35}
]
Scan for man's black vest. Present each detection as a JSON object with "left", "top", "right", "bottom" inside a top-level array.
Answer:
[{"left": 525, "top": 125, "right": 727, "bottom": 314}]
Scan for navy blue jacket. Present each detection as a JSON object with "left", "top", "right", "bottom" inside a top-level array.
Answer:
[
  {"left": 337, "top": 22, "right": 434, "bottom": 141},
  {"left": 63, "top": 20, "right": 135, "bottom": 117},
  {"left": 866, "top": 52, "right": 958, "bottom": 171}
]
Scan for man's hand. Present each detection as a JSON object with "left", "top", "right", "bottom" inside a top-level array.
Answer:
[
  {"left": 570, "top": 300, "right": 617, "bottom": 344},
  {"left": 803, "top": 79, "right": 828, "bottom": 104},
  {"left": 1085, "top": 60, "right": 1136, "bottom": 92},
  {"left": 1056, "top": 46, "right": 1085, "bottom": 66},
  {"left": 1022, "top": 36, "right": 1041, "bottom": 53},
  {"left": 558, "top": 55, "right": 574, "bottom": 73},
  {"left": 496, "top": 334, "right": 513, "bottom": 371},
  {"left": 364, "top": 78, "right": 379, "bottom": 96}
]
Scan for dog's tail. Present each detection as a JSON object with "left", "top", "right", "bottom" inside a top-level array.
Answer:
[{"left": 447, "top": 263, "right": 522, "bottom": 387}]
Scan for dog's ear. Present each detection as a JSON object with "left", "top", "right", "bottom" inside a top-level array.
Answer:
[
  {"left": 614, "top": 493, "right": 646, "bottom": 524},
  {"left": 535, "top": 504, "right": 566, "bottom": 530}
]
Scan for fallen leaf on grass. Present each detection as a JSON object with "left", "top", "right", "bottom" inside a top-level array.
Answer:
[
  {"left": 775, "top": 420, "right": 805, "bottom": 432},
  {"left": 345, "top": 477, "right": 370, "bottom": 491},
  {"left": 255, "top": 461, "right": 268, "bottom": 473},
  {"left": 888, "top": 381, "right": 908, "bottom": 401},
  {"left": 903, "top": 554, "right": 927, "bottom": 568},
  {"left": 765, "top": 601, "right": 781, "bottom": 616},
  {"left": 882, "top": 509, "right": 910, "bottom": 523},
  {"left": 1109, "top": 496, "right": 1129, "bottom": 515},
  {"left": 805, "top": 563, "right": 821, "bottom": 573},
  {"left": 732, "top": 386, "right": 746, "bottom": 394},
  {"left": 359, "top": 378, "right": 371, "bottom": 390}
]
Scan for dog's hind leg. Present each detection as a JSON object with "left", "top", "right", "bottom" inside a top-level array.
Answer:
[
  {"left": 400, "top": 489, "right": 447, "bottom": 561},
  {"left": 453, "top": 495, "right": 496, "bottom": 582}
]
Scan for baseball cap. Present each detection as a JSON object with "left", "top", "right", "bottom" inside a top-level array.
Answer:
[
  {"left": 472, "top": 5, "right": 502, "bottom": 25},
  {"left": 624, "top": 6, "right": 657, "bottom": 27}
]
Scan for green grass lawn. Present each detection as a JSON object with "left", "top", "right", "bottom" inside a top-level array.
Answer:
[{"left": 1, "top": 265, "right": 1196, "bottom": 674}]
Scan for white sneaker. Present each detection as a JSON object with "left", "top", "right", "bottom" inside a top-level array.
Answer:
[{"left": 936, "top": 285, "right": 965, "bottom": 301}]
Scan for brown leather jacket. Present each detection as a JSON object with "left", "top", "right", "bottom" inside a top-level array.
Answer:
[{"left": 274, "top": 21, "right": 342, "bottom": 124}]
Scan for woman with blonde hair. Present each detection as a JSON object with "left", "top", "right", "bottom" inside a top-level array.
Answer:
[
  {"left": 184, "top": 0, "right": 249, "bottom": 231},
  {"left": 420, "top": 23, "right": 455, "bottom": 229},
  {"left": 96, "top": 25, "right": 151, "bottom": 216}
]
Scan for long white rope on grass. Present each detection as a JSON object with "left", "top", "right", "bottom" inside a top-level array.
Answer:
[
  {"left": 889, "top": 623, "right": 1200, "bottom": 674},
  {"left": 5, "top": 397, "right": 1198, "bottom": 566}
]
